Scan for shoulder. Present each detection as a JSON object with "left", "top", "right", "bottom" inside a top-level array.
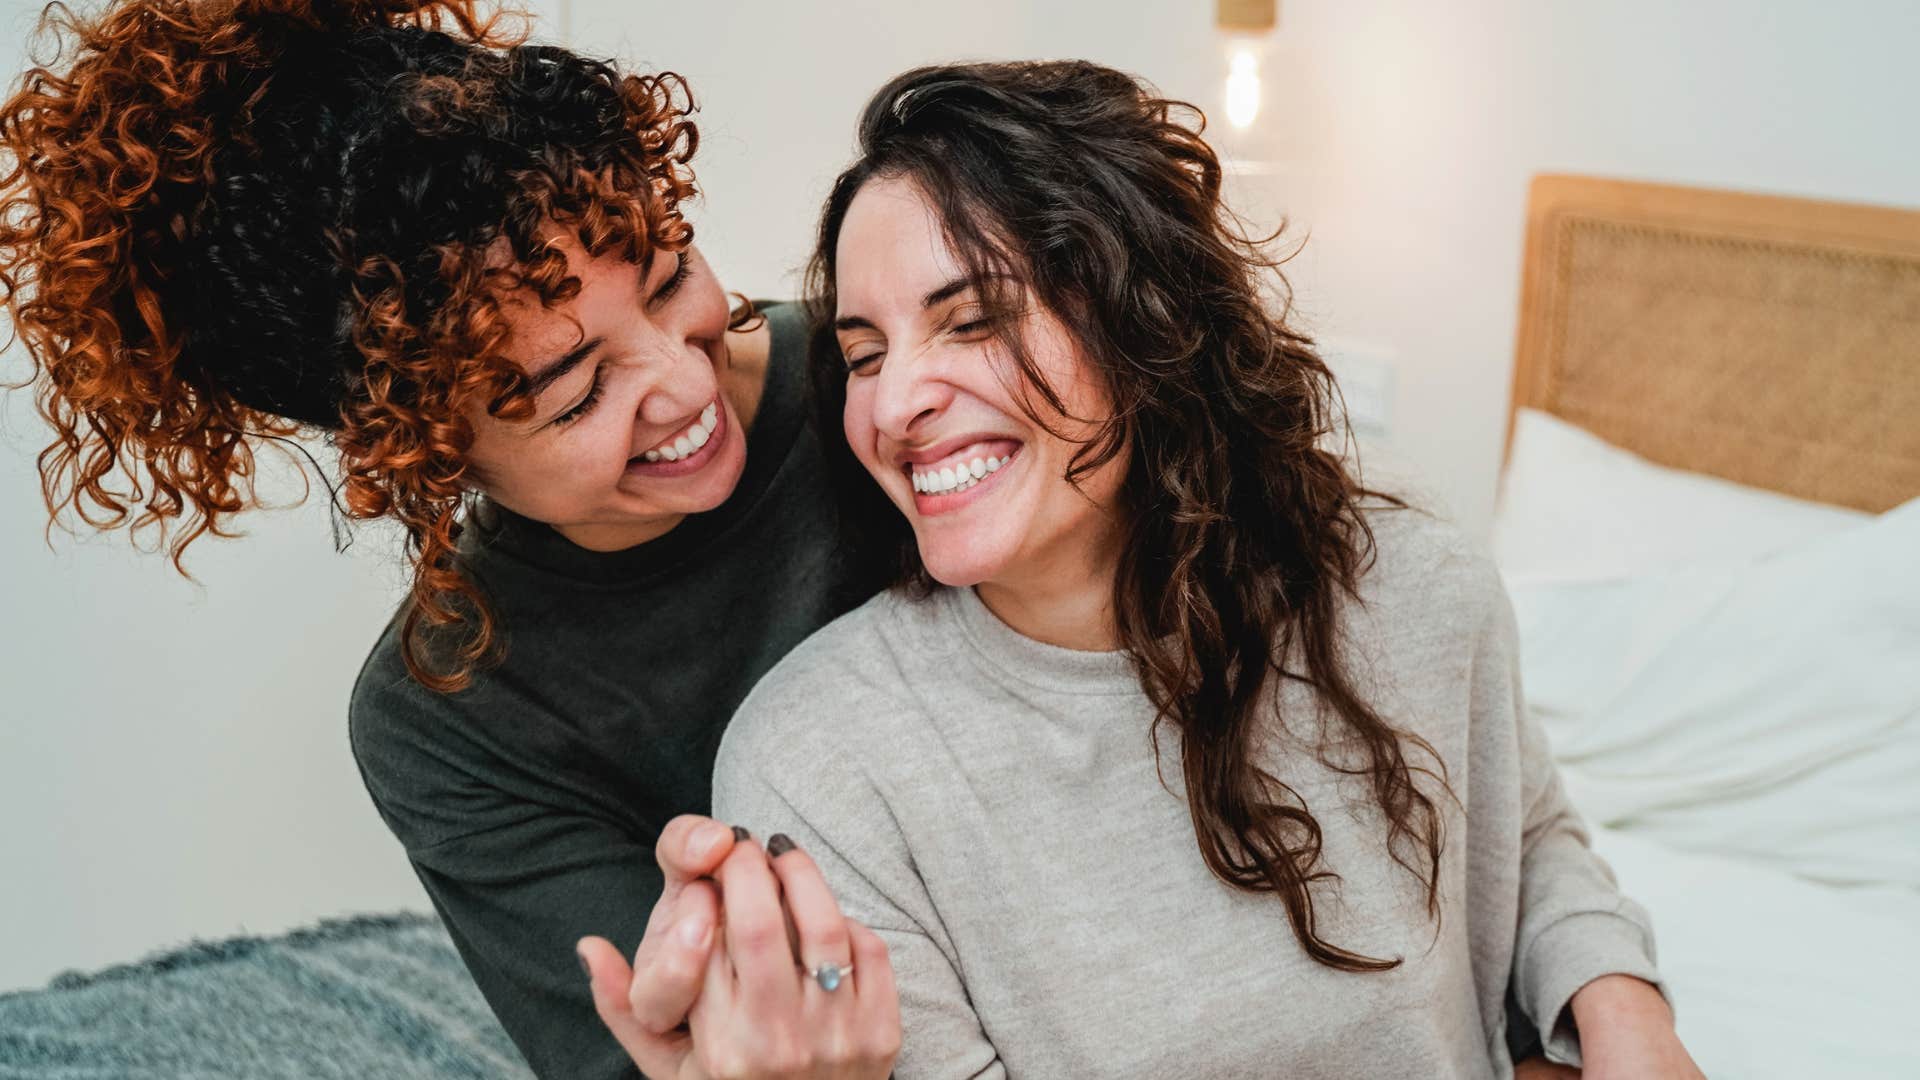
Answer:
[
  {"left": 745, "top": 299, "right": 810, "bottom": 386},
  {"left": 346, "top": 610, "right": 498, "bottom": 844},
  {"left": 717, "top": 589, "right": 934, "bottom": 775},
  {"left": 1350, "top": 502, "right": 1512, "bottom": 653}
]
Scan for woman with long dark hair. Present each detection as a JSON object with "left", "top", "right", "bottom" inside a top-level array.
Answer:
[
  {"left": 0, "top": 2, "right": 898, "bottom": 1076},
  {"left": 713, "top": 61, "right": 1705, "bottom": 1078}
]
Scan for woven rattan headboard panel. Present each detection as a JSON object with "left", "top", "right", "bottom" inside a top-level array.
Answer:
[{"left": 1508, "top": 175, "right": 1920, "bottom": 511}]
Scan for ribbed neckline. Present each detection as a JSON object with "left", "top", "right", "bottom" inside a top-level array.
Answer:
[
  {"left": 941, "top": 585, "right": 1141, "bottom": 696},
  {"left": 470, "top": 301, "right": 809, "bottom": 587}
]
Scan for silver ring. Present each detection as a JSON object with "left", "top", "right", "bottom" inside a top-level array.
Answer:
[{"left": 806, "top": 962, "right": 854, "bottom": 992}]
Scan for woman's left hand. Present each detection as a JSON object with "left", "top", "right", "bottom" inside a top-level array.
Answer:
[{"left": 1569, "top": 974, "right": 1706, "bottom": 1080}]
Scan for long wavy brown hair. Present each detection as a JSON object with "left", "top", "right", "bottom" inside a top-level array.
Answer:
[
  {"left": 809, "top": 61, "right": 1453, "bottom": 971},
  {"left": 0, "top": 0, "right": 711, "bottom": 690}
]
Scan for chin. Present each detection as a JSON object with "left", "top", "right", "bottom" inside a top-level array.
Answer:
[{"left": 913, "top": 533, "right": 1012, "bottom": 589}]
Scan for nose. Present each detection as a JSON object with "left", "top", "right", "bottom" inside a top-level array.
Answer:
[
  {"left": 870, "top": 345, "right": 951, "bottom": 442},
  {"left": 631, "top": 332, "right": 718, "bottom": 428}
]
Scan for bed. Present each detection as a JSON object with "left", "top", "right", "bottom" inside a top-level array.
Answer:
[{"left": 1493, "top": 175, "right": 1920, "bottom": 1078}]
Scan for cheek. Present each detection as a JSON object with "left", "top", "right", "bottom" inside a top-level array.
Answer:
[
  {"left": 842, "top": 382, "right": 883, "bottom": 474},
  {"left": 689, "top": 279, "right": 731, "bottom": 337}
]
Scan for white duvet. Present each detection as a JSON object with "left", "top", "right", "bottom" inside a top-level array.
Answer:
[
  {"left": 1512, "top": 497, "right": 1920, "bottom": 889},
  {"left": 1591, "top": 826, "right": 1920, "bottom": 1078},
  {"left": 1493, "top": 409, "right": 1920, "bottom": 1077}
]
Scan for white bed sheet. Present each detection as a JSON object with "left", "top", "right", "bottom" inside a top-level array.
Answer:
[{"left": 1590, "top": 826, "right": 1920, "bottom": 1078}]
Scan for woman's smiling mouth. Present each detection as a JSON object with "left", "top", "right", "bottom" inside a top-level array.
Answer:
[
  {"left": 626, "top": 399, "right": 726, "bottom": 478},
  {"left": 903, "top": 438, "right": 1022, "bottom": 514}
]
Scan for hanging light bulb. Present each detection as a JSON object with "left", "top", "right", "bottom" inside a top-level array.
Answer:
[
  {"left": 1225, "top": 47, "right": 1261, "bottom": 130},
  {"left": 1216, "top": 1, "right": 1276, "bottom": 134}
]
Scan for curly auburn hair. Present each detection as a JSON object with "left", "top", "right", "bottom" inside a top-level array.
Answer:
[
  {"left": 809, "top": 61, "right": 1452, "bottom": 972},
  {"left": 0, "top": 0, "right": 708, "bottom": 690}
]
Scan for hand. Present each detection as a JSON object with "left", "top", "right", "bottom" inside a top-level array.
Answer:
[
  {"left": 686, "top": 832, "right": 900, "bottom": 1079},
  {"left": 578, "top": 815, "right": 738, "bottom": 1078},
  {"left": 1570, "top": 975, "right": 1706, "bottom": 1080},
  {"left": 1513, "top": 1056, "right": 1580, "bottom": 1079}
]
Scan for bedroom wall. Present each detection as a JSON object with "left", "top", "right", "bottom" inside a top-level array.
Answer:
[
  {"left": 3, "top": 0, "right": 1916, "bottom": 993},
  {"left": 593, "top": 0, "right": 1920, "bottom": 530}
]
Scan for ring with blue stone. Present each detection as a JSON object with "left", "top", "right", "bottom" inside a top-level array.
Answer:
[{"left": 806, "top": 962, "right": 853, "bottom": 992}]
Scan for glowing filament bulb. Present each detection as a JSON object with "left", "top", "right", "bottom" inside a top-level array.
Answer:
[{"left": 1225, "top": 48, "right": 1261, "bottom": 130}]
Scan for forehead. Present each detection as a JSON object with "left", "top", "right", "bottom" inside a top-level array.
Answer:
[
  {"left": 485, "top": 230, "right": 632, "bottom": 369},
  {"left": 835, "top": 176, "right": 966, "bottom": 309}
]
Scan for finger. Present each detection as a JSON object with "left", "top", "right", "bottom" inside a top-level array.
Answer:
[
  {"left": 628, "top": 878, "right": 720, "bottom": 1035},
  {"left": 715, "top": 834, "right": 804, "bottom": 1006},
  {"left": 847, "top": 921, "right": 902, "bottom": 1062},
  {"left": 656, "top": 815, "right": 737, "bottom": 885},
  {"left": 632, "top": 821, "right": 730, "bottom": 990},
  {"left": 687, "top": 917, "right": 740, "bottom": 1080},
  {"left": 766, "top": 835, "right": 852, "bottom": 975},
  {"left": 578, "top": 935, "right": 689, "bottom": 1076}
]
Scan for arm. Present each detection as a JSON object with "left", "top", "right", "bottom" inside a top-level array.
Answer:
[
  {"left": 352, "top": 686, "right": 731, "bottom": 1080},
  {"left": 1477, "top": 567, "right": 1692, "bottom": 1072},
  {"left": 401, "top": 817, "right": 666, "bottom": 1079},
  {"left": 710, "top": 700, "right": 1006, "bottom": 1080}
]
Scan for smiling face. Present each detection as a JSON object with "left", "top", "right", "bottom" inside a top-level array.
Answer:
[
  {"left": 462, "top": 235, "right": 749, "bottom": 551},
  {"left": 832, "top": 175, "right": 1127, "bottom": 592}
]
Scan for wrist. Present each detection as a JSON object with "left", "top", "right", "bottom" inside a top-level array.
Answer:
[{"left": 1569, "top": 974, "right": 1673, "bottom": 1046}]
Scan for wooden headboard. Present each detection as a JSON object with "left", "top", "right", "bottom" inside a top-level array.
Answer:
[{"left": 1507, "top": 174, "right": 1920, "bottom": 512}]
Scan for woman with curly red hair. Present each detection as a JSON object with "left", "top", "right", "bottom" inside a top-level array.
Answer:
[{"left": 0, "top": 1, "right": 896, "bottom": 1076}]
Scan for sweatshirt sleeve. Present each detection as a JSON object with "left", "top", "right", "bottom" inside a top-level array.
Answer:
[
  {"left": 713, "top": 679, "right": 1007, "bottom": 1080},
  {"left": 351, "top": 675, "right": 650, "bottom": 1080},
  {"left": 1476, "top": 562, "right": 1670, "bottom": 1067}
]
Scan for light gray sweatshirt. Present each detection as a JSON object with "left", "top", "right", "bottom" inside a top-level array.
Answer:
[{"left": 712, "top": 508, "right": 1664, "bottom": 1078}]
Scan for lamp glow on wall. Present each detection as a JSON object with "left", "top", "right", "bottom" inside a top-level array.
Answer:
[{"left": 1216, "top": 0, "right": 1279, "bottom": 171}]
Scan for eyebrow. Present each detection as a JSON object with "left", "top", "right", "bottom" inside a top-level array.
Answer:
[
  {"left": 834, "top": 275, "right": 981, "bottom": 333},
  {"left": 524, "top": 336, "right": 604, "bottom": 397}
]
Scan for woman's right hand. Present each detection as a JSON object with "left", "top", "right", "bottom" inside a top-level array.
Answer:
[{"left": 688, "top": 831, "right": 902, "bottom": 1079}]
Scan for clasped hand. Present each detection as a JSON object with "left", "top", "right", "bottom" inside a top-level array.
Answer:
[{"left": 578, "top": 817, "right": 901, "bottom": 1080}]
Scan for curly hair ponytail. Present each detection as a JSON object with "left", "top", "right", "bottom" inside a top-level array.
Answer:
[{"left": 0, "top": 0, "right": 701, "bottom": 690}]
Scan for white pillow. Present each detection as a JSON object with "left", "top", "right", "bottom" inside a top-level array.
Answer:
[
  {"left": 1493, "top": 407, "right": 1867, "bottom": 585},
  {"left": 1512, "top": 497, "right": 1920, "bottom": 888}
]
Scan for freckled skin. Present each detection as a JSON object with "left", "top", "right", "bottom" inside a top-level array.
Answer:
[{"left": 463, "top": 236, "right": 769, "bottom": 552}]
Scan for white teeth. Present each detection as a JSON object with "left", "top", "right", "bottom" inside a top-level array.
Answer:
[
  {"left": 638, "top": 401, "right": 721, "bottom": 462},
  {"left": 909, "top": 449, "right": 1015, "bottom": 495}
]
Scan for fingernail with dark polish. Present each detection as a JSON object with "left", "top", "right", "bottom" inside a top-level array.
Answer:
[
  {"left": 768, "top": 833, "right": 796, "bottom": 857},
  {"left": 732, "top": 825, "right": 751, "bottom": 843},
  {"left": 577, "top": 950, "right": 591, "bottom": 979}
]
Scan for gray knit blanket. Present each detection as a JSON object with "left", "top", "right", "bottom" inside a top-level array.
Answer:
[{"left": 0, "top": 913, "right": 534, "bottom": 1079}]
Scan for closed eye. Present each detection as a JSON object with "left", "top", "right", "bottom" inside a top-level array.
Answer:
[
  {"left": 551, "top": 368, "right": 606, "bottom": 427},
  {"left": 648, "top": 253, "right": 692, "bottom": 308}
]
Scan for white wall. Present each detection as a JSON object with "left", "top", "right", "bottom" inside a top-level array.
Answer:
[
  {"left": 0, "top": 0, "right": 425, "bottom": 991},
  {"left": 4, "top": 0, "right": 1916, "bottom": 992},
  {"left": 569, "top": 0, "right": 1920, "bottom": 527}
]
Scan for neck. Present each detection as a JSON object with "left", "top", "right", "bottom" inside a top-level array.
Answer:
[
  {"left": 973, "top": 523, "right": 1124, "bottom": 653},
  {"left": 554, "top": 514, "right": 684, "bottom": 552}
]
